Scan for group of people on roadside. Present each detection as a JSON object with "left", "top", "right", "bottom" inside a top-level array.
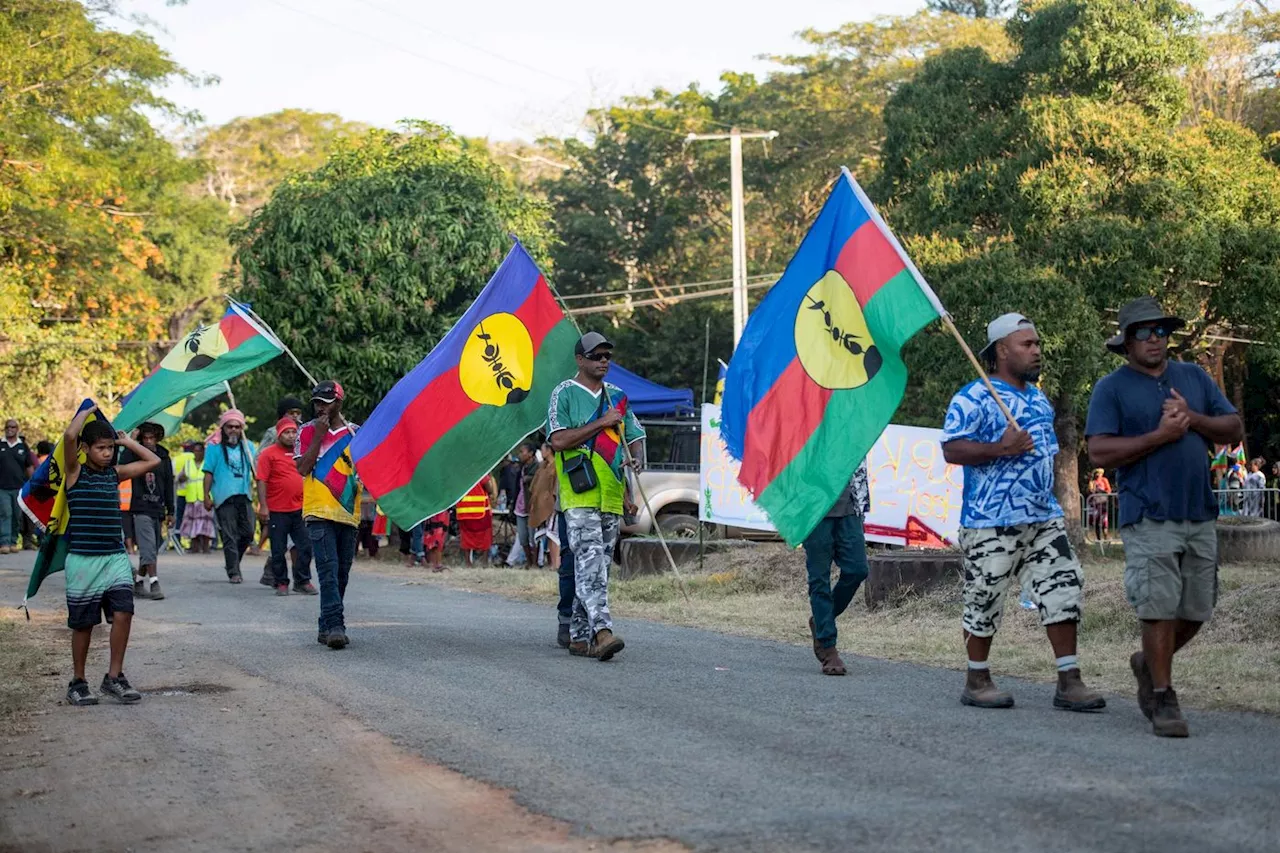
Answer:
[{"left": 801, "top": 296, "right": 1240, "bottom": 740}]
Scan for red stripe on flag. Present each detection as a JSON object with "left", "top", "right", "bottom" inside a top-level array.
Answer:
[
  {"left": 357, "top": 279, "right": 566, "bottom": 498},
  {"left": 832, "top": 220, "right": 905, "bottom": 306},
  {"left": 738, "top": 359, "right": 832, "bottom": 494},
  {"left": 220, "top": 309, "right": 257, "bottom": 350}
]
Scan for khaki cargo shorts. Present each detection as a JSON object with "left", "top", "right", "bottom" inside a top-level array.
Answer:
[
  {"left": 959, "top": 517, "right": 1084, "bottom": 637},
  {"left": 1119, "top": 518, "right": 1218, "bottom": 622}
]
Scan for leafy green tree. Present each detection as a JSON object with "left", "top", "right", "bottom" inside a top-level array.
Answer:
[
  {"left": 877, "top": 0, "right": 1280, "bottom": 519},
  {"left": 928, "top": 0, "right": 1014, "bottom": 17},
  {"left": 233, "top": 123, "right": 552, "bottom": 418}
]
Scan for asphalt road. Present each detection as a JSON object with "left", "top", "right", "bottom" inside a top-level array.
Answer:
[{"left": 7, "top": 550, "right": 1280, "bottom": 853}]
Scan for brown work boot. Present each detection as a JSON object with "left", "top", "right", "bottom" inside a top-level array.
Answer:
[
  {"left": 1129, "top": 652, "right": 1155, "bottom": 720},
  {"left": 1151, "top": 688, "right": 1190, "bottom": 738},
  {"left": 590, "top": 629, "right": 625, "bottom": 662},
  {"left": 568, "top": 640, "right": 590, "bottom": 657},
  {"left": 1053, "top": 668, "right": 1106, "bottom": 712},
  {"left": 808, "top": 617, "right": 822, "bottom": 662},
  {"left": 960, "top": 668, "right": 1014, "bottom": 709},
  {"left": 817, "top": 645, "right": 847, "bottom": 676}
]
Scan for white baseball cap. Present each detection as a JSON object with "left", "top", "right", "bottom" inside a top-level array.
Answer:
[{"left": 979, "top": 313, "right": 1036, "bottom": 360}]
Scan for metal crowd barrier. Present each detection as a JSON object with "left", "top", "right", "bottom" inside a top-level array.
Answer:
[{"left": 1079, "top": 488, "right": 1280, "bottom": 541}]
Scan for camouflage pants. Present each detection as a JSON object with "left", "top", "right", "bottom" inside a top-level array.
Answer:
[
  {"left": 959, "top": 517, "right": 1083, "bottom": 637},
  {"left": 564, "top": 507, "right": 620, "bottom": 643}
]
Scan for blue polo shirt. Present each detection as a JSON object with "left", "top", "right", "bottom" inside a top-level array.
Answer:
[
  {"left": 201, "top": 440, "right": 257, "bottom": 508},
  {"left": 1084, "top": 362, "right": 1235, "bottom": 528}
]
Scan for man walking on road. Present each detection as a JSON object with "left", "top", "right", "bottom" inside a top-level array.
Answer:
[
  {"left": 119, "top": 422, "right": 173, "bottom": 600},
  {"left": 548, "top": 332, "right": 644, "bottom": 661},
  {"left": 1086, "top": 297, "right": 1243, "bottom": 737},
  {"left": 295, "top": 381, "right": 362, "bottom": 650},
  {"left": 0, "top": 418, "right": 34, "bottom": 554},
  {"left": 203, "top": 410, "right": 257, "bottom": 583},
  {"left": 942, "top": 313, "right": 1104, "bottom": 712},
  {"left": 257, "top": 417, "right": 315, "bottom": 596},
  {"left": 803, "top": 462, "right": 871, "bottom": 676}
]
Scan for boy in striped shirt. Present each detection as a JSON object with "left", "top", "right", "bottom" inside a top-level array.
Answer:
[{"left": 62, "top": 409, "right": 160, "bottom": 706}]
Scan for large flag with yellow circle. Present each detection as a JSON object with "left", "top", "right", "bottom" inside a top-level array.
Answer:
[
  {"left": 720, "top": 169, "right": 945, "bottom": 545},
  {"left": 114, "top": 303, "right": 283, "bottom": 433},
  {"left": 351, "top": 241, "right": 578, "bottom": 528}
]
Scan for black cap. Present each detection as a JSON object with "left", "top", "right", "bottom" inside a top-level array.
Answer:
[
  {"left": 311, "top": 380, "right": 345, "bottom": 403},
  {"left": 574, "top": 331, "right": 613, "bottom": 356}
]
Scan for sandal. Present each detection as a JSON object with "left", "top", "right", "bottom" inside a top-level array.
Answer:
[{"left": 228, "top": 574, "right": 243, "bottom": 584}]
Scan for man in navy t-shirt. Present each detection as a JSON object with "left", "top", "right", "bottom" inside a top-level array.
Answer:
[{"left": 1086, "top": 296, "right": 1242, "bottom": 738}]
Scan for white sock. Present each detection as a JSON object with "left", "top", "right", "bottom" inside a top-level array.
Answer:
[
  {"left": 967, "top": 660, "right": 990, "bottom": 671},
  {"left": 1055, "top": 655, "right": 1079, "bottom": 672}
]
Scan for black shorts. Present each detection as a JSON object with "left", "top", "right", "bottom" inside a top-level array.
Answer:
[{"left": 65, "top": 553, "right": 136, "bottom": 630}]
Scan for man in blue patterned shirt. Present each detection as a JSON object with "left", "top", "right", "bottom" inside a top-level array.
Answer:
[{"left": 942, "top": 313, "right": 1104, "bottom": 713}]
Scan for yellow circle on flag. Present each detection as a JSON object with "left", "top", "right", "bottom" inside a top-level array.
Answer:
[
  {"left": 161, "top": 324, "right": 229, "bottom": 372},
  {"left": 459, "top": 313, "right": 535, "bottom": 407},
  {"left": 794, "top": 270, "right": 883, "bottom": 390}
]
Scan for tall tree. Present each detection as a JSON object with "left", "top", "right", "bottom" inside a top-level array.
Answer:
[
  {"left": 233, "top": 123, "right": 552, "bottom": 418},
  {"left": 877, "top": 0, "right": 1280, "bottom": 522}
]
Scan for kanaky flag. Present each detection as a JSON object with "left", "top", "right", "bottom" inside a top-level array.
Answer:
[
  {"left": 721, "top": 169, "right": 945, "bottom": 545},
  {"left": 352, "top": 242, "right": 578, "bottom": 529},
  {"left": 114, "top": 303, "right": 282, "bottom": 432}
]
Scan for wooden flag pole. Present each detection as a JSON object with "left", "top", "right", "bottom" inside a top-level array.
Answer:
[{"left": 940, "top": 313, "right": 1020, "bottom": 430}]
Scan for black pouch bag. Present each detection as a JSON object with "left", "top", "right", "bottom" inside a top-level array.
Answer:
[{"left": 562, "top": 451, "right": 598, "bottom": 494}]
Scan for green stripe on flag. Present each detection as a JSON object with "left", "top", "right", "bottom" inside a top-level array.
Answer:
[
  {"left": 756, "top": 270, "right": 939, "bottom": 545},
  {"left": 375, "top": 320, "right": 580, "bottom": 526}
]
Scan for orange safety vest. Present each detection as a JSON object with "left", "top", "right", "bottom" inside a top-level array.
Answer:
[
  {"left": 455, "top": 482, "right": 491, "bottom": 521},
  {"left": 119, "top": 479, "right": 132, "bottom": 512}
]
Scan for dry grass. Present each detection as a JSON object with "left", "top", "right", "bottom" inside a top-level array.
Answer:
[
  {"left": 405, "top": 545, "right": 1280, "bottom": 715},
  {"left": 0, "top": 610, "right": 66, "bottom": 729}
]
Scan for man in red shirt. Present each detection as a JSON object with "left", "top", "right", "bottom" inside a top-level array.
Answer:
[{"left": 256, "top": 417, "right": 314, "bottom": 595}]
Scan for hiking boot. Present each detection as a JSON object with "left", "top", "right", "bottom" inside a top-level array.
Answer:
[
  {"left": 1151, "top": 688, "right": 1190, "bottom": 738},
  {"left": 568, "top": 640, "right": 590, "bottom": 657},
  {"left": 556, "top": 624, "right": 571, "bottom": 649},
  {"left": 960, "top": 669, "right": 1015, "bottom": 709},
  {"left": 1130, "top": 651, "right": 1155, "bottom": 721},
  {"left": 275, "top": 584, "right": 290, "bottom": 596},
  {"left": 100, "top": 673, "right": 141, "bottom": 704},
  {"left": 294, "top": 583, "right": 318, "bottom": 595},
  {"left": 66, "top": 679, "right": 98, "bottom": 707},
  {"left": 590, "top": 629, "right": 625, "bottom": 661},
  {"left": 1053, "top": 669, "right": 1106, "bottom": 712},
  {"left": 808, "top": 617, "right": 822, "bottom": 662},
  {"left": 817, "top": 645, "right": 847, "bottom": 676},
  {"left": 148, "top": 580, "right": 164, "bottom": 601},
  {"left": 326, "top": 628, "right": 349, "bottom": 650}
]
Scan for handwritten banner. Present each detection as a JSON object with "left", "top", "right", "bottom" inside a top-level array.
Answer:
[{"left": 700, "top": 405, "right": 963, "bottom": 546}]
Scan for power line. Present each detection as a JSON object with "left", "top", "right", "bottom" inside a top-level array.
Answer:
[
  {"left": 568, "top": 280, "right": 774, "bottom": 316},
  {"left": 556, "top": 272, "right": 778, "bottom": 302}
]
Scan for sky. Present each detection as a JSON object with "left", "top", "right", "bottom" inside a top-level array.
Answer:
[{"left": 124, "top": 0, "right": 1240, "bottom": 142}]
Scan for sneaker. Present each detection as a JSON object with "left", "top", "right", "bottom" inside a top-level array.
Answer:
[
  {"left": 1053, "top": 669, "right": 1106, "bottom": 712},
  {"left": 317, "top": 631, "right": 329, "bottom": 645},
  {"left": 66, "top": 679, "right": 98, "bottom": 706},
  {"left": 326, "top": 628, "right": 349, "bottom": 650},
  {"left": 556, "top": 624, "right": 571, "bottom": 649},
  {"left": 275, "top": 584, "right": 290, "bottom": 596},
  {"left": 148, "top": 580, "right": 164, "bottom": 601},
  {"left": 1130, "top": 651, "right": 1155, "bottom": 721},
  {"left": 589, "top": 628, "right": 625, "bottom": 662},
  {"left": 960, "top": 669, "right": 1015, "bottom": 709},
  {"left": 259, "top": 572, "right": 274, "bottom": 587},
  {"left": 134, "top": 578, "right": 145, "bottom": 597},
  {"left": 1151, "top": 688, "right": 1190, "bottom": 738},
  {"left": 293, "top": 583, "right": 318, "bottom": 595},
  {"left": 100, "top": 673, "right": 141, "bottom": 704}
]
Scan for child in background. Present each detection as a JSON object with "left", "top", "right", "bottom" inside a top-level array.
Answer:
[{"left": 62, "top": 410, "right": 160, "bottom": 706}]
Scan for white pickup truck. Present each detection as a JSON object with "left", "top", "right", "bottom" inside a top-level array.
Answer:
[{"left": 622, "top": 417, "right": 710, "bottom": 539}]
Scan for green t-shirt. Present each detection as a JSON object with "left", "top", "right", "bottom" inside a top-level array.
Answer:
[{"left": 547, "top": 379, "right": 645, "bottom": 515}]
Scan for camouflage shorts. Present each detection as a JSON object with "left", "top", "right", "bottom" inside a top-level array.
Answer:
[{"left": 959, "top": 517, "right": 1083, "bottom": 637}]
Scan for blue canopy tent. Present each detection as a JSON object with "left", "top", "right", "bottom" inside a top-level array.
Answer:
[{"left": 607, "top": 363, "right": 695, "bottom": 417}]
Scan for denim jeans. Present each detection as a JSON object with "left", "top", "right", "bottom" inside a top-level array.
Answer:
[
  {"left": 309, "top": 519, "right": 357, "bottom": 633},
  {"left": 269, "top": 510, "right": 312, "bottom": 587},
  {"left": 215, "top": 496, "right": 255, "bottom": 579},
  {"left": 804, "top": 514, "right": 870, "bottom": 649},
  {"left": 409, "top": 522, "right": 424, "bottom": 559},
  {"left": 0, "top": 488, "right": 18, "bottom": 548},
  {"left": 555, "top": 512, "right": 575, "bottom": 626}
]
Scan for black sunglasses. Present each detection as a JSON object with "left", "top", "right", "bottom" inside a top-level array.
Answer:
[
  {"left": 581, "top": 351, "right": 613, "bottom": 362},
  {"left": 1130, "top": 325, "right": 1171, "bottom": 342}
]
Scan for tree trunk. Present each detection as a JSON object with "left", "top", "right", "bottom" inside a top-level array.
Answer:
[{"left": 1054, "top": 390, "right": 1084, "bottom": 550}]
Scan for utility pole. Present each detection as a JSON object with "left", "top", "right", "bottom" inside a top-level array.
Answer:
[{"left": 686, "top": 128, "right": 778, "bottom": 348}]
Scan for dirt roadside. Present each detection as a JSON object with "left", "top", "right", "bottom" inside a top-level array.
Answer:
[{"left": 0, "top": 612, "right": 684, "bottom": 853}]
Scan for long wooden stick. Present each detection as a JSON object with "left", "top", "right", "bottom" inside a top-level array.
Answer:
[{"left": 940, "top": 313, "right": 1019, "bottom": 429}]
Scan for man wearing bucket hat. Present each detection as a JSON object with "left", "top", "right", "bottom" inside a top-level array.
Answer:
[
  {"left": 943, "top": 313, "right": 1103, "bottom": 712},
  {"left": 202, "top": 409, "right": 258, "bottom": 583},
  {"left": 119, "top": 422, "right": 174, "bottom": 600},
  {"left": 1086, "top": 296, "right": 1242, "bottom": 737}
]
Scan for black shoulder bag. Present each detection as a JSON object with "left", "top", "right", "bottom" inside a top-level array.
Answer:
[{"left": 560, "top": 395, "right": 606, "bottom": 494}]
